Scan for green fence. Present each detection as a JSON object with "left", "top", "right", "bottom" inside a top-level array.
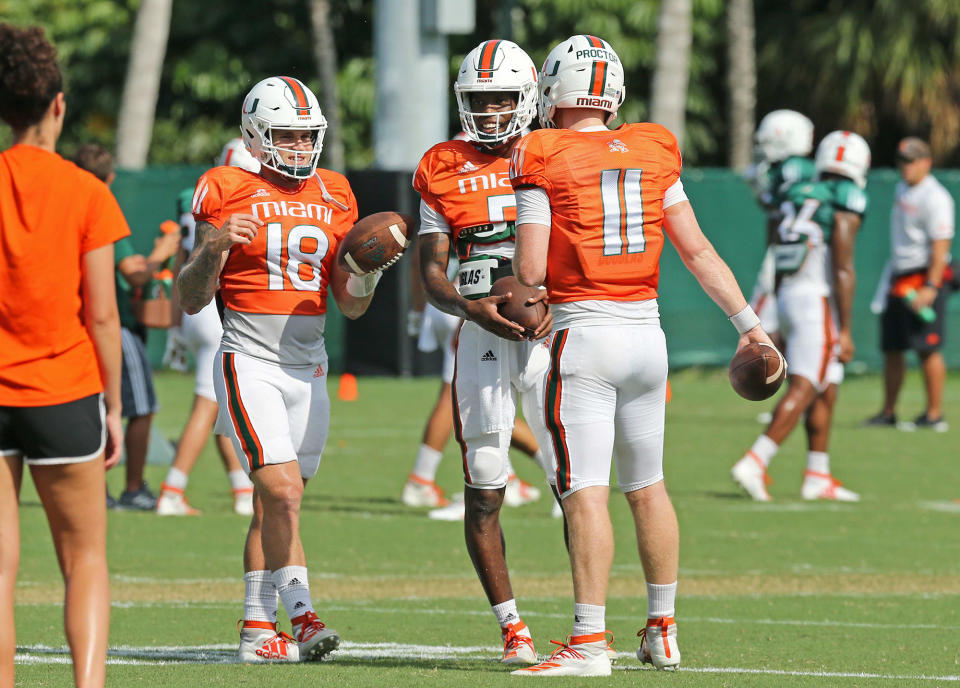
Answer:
[{"left": 112, "top": 166, "right": 959, "bottom": 373}]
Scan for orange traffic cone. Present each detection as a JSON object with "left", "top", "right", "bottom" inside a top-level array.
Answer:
[{"left": 338, "top": 373, "right": 358, "bottom": 401}]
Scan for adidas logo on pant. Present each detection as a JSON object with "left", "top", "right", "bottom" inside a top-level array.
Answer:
[{"left": 481, "top": 350, "right": 497, "bottom": 362}]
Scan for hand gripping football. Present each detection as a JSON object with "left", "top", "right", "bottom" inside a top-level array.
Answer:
[
  {"left": 489, "top": 275, "right": 548, "bottom": 336},
  {"left": 729, "top": 342, "right": 787, "bottom": 401},
  {"left": 337, "top": 211, "right": 415, "bottom": 274}
]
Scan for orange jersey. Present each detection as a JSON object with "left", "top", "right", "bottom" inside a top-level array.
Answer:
[
  {"left": 413, "top": 139, "right": 516, "bottom": 259},
  {"left": 0, "top": 145, "right": 130, "bottom": 406},
  {"left": 192, "top": 166, "right": 358, "bottom": 315},
  {"left": 510, "top": 123, "right": 682, "bottom": 303}
]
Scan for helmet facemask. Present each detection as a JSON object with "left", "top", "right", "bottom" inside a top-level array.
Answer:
[
  {"left": 456, "top": 88, "right": 533, "bottom": 148},
  {"left": 254, "top": 124, "right": 326, "bottom": 180}
]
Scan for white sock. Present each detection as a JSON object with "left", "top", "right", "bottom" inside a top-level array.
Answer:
[
  {"left": 646, "top": 581, "right": 677, "bottom": 619},
  {"left": 806, "top": 451, "right": 830, "bottom": 475},
  {"left": 273, "top": 566, "right": 314, "bottom": 623},
  {"left": 411, "top": 444, "right": 443, "bottom": 482},
  {"left": 492, "top": 599, "right": 522, "bottom": 629},
  {"left": 229, "top": 469, "right": 253, "bottom": 491},
  {"left": 573, "top": 602, "right": 606, "bottom": 636},
  {"left": 243, "top": 570, "right": 278, "bottom": 624},
  {"left": 163, "top": 467, "right": 188, "bottom": 491},
  {"left": 745, "top": 434, "right": 779, "bottom": 468}
]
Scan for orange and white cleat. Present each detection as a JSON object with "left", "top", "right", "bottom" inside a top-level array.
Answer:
[
  {"left": 402, "top": 474, "right": 450, "bottom": 507},
  {"left": 501, "top": 621, "right": 537, "bottom": 664},
  {"left": 238, "top": 620, "right": 299, "bottom": 662},
  {"left": 156, "top": 484, "right": 200, "bottom": 516},
  {"left": 504, "top": 475, "right": 541, "bottom": 507},
  {"left": 512, "top": 633, "right": 611, "bottom": 677},
  {"left": 731, "top": 452, "right": 772, "bottom": 502},
  {"left": 291, "top": 610, "right": 340, "bottom": 661},
  {"left": 637, "top": 616, "right": 680, "bottom": 670},
  {"left": 801, "top": 470, "right": 860, "bottom": 502}
]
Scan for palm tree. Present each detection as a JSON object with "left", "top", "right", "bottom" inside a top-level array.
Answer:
[
  {"left": 756, "top": 0, "right": 960, "bottom": 162},
  {"left": 115, "top": 0, "right": 172, "bottom": 169},
  {"left": 649, "top": 0, "right": 692, "bottom": 148},
  {"left": 727, "top": 0, "right": 756, "bottom": 171}
]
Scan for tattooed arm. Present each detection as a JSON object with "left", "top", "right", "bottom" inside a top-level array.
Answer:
[
  {"left": 177, "top": 213, "right": 262, "bottom": 314},
  {"left": 419, "top": 231, "right": 523, "bottom": 340}
]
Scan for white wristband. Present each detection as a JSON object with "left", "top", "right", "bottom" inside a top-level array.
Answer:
[
  {"left": 346, "top": 271, "right": 382, "bottom": 298},
  {"left": 729, "top": 305, "right": 761, "bottom": 334}
]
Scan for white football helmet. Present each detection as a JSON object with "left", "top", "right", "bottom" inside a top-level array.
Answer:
[
  {"left": 537, "top": 35, "right": 625, "bottom": 128},
  {"left": 240, "top": 76, "right": 326, "bottom": 179},
  {"left": 455, "top": 40, "right": 537, "bottom": 147},
  {"left": 216, "top": 137, "right": 260, "bottom": 173},
  {"left": 754, "top": 110, "right": 814, "bottom": 163},
  {"left": 815, "top": 130, "right": 871, "bottom": 188}
]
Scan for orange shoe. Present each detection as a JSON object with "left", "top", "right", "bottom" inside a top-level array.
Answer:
[
  {"left": 155, "top": 484, "right": 200, "bottom": 516},
  {"left": 237, "top": 620, "right": 299, "bottom": 662},
  {"left": 501, "top": 621, "right": 536, "bottom": 664},
  {"left": 291, "top": 610, "right": 340, "bottom": 661},
  {"left": 401, "top": 474, "right": 449, "bottom": 507},
  {"left": 512, "top": 633, "right": 611, "bottom": 676},
  {"left": 637, "top": 616, "right": 680, "bottom": 670}
]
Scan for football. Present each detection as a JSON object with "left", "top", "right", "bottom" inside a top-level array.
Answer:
[
  {"left": 729, "top": 342, "right": 787, "bottom": 401},
  {"left": 337, "top": 211, "right": 415, "bottom": 274},
  {"left": 489, "top": 275, "right": 548, "bottom": 336}
]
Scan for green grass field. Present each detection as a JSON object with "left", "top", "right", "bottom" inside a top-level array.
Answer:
[{"left": 13, "top": 368, "right": 960, "bottom": 686}]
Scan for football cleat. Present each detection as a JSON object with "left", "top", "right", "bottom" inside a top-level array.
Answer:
[
  {"left": 402, "top": 475, "right": 450, "bottom": 508},
  {"left": 233, "top": 487, "right": 254, "bottom": 516},
  {"left": 512, "top": 633, "right": 611, "bottom": 677},
  {"left": 731, "top": 452, "right": 772, "bottom": 502},
  {"left": 238, "top": 620, "right": 300, "bottom": 663},
  {"left": 637, "top": 617, "right": 680, "bottom": 670},
  {"left": 502, "top": 621, "right": 537, "bottom": 664},
  {"left": 156, "top": 485, "right": 200, "bottom": 516},
  {"left": 800, "top": 470, "right": 860, "bottom": 502},
  {"left": 504, "top": 475, "right": 541, "bottom": 507},
  {"left": 427, "top": 493, "right": 465, "bottom": 521},
  {"left": 292, "top": 610, "right": 340, "bottom": 661}
]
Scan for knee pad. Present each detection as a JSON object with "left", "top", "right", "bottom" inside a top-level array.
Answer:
[{"left": 465, "top": 445, "right": 509, "bottom": 489}]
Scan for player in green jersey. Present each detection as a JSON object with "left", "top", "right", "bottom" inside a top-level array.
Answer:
[{"left": 733, "top": 130, "right": 871, "bottom": 502}]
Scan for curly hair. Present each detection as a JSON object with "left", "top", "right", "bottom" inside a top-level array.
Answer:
[{"left": 0, "top": 23, "right": 62, "bottom": 130}]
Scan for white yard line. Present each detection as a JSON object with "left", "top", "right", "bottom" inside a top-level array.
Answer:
[
  {"left": 15, "top": 599, "right": 959, "bottom": 631},
  {"left": 15, "top": 642, "right": 960, "bottom": 681}
]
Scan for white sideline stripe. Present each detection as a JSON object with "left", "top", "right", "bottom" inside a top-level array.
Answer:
[
  {"left": 17, "top": 600, "right": 959, "bottom": 631},
  {"left": 15, "top": 643, "right": 960, "bottom": 681}
]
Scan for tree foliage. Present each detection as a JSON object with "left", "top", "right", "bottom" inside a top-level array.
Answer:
[{"left": 3, "top": 0, "right": 959, "bottom": 166}]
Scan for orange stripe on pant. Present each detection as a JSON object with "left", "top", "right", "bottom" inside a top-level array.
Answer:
[{"left": 817, "top": 297, "right": 836, "bottom": 384}]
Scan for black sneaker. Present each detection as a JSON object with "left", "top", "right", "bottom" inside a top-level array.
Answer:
[
  {"left": 118, "top": 482, "right": 158, "bottom": 510},
  {"left": 862, "top": 411, "right": 897, "bottom": 427},
  {"left": 912, "top": 413, "right": 948, "bottom": 433},
  {"left": 106, "top": 489, "right": 119, "bottom": 510}
]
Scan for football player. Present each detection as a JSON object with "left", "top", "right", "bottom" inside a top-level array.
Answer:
[
  {"left": 510, "top": 34, "right": 774, "bottom": 676},
  {"left": 746, "top": 110, "right": 816, "bottom": 346},
  {"left": 731, "top": 131, "right": 871, "bottom": 502},
  {"left": 414, "top": 39, "right": 555, "bottom": 665},
  {"left": 178, "top": 76, "right": 381, "bottom": 663}
]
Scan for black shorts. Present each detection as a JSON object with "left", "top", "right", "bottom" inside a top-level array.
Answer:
[
  {"left": 0, "top": 393, "right": 105, "bottom": 465},
  {"left": 881, "top": 287, "right": 950, "bottom": 354}
]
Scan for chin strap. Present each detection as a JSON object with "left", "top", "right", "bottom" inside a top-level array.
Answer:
[{"left": 313, "top": 173, "right": 349, "bottom": 211}]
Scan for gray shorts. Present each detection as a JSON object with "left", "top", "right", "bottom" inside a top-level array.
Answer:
[{"left": 121, "top": 327, "right": 158, "bottom": 419}]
